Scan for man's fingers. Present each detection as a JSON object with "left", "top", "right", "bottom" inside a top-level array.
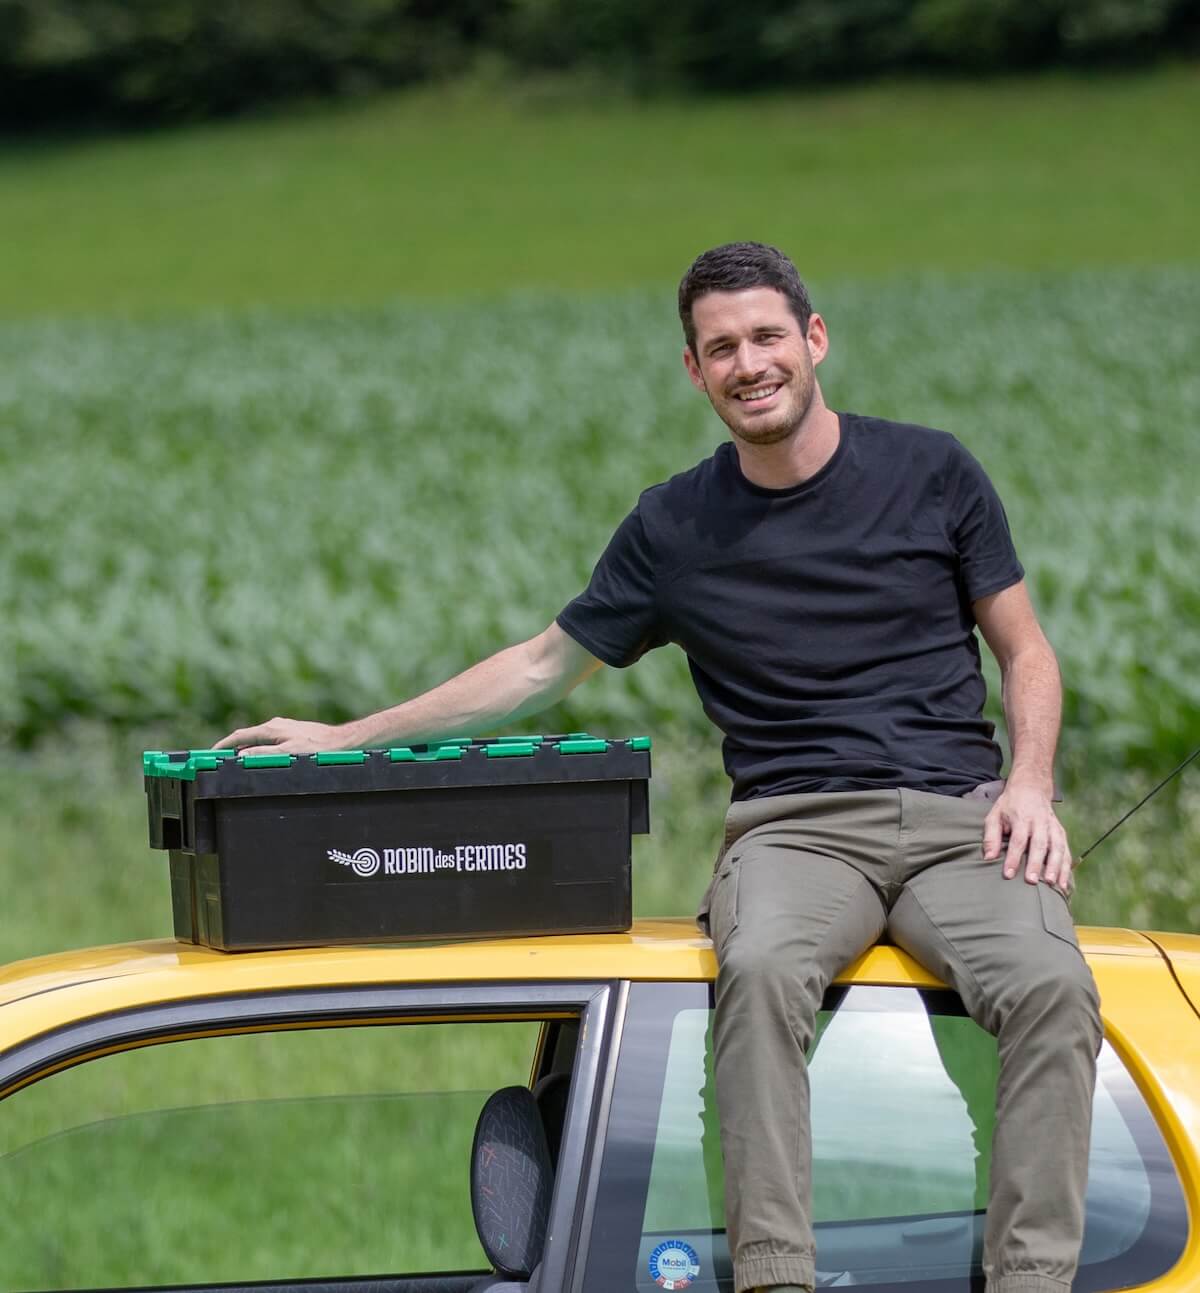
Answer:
[
  {"left": 985, "top": 787, "right": 1069, "bottom": 888},
  {"left": 214, "top": 729, "right": 254, "bottom": 751},
  {"left": 1043, "top": 826, "right": 1069, "bottom": 889},
  {"left": 214, "top": 717, "right": 336, "bottom": 757},
  {"left": 982, "top": 807, "right": 1005, "bottom": 861},
  {"left": 1004, "top": 822, "right": 1030, "bottom": 880},
  {"left": 1023, "top": 826, "right": 1049, "bottom": 885},
  {"left": 214, "top": 720, "right": 284, "bottom": 751}
]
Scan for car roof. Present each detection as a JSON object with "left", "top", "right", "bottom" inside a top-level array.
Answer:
[{"left": 0, "top": 920, "right": 1173, "bottom": 1027}]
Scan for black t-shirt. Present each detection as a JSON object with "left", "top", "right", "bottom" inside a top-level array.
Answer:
[{"left": 556, "top": 412, "right": 1024, "bottom": 801}]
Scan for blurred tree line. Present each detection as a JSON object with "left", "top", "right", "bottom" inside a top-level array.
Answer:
[{"left": 2, "top": 0, "right": 1198, "bottom": 127}]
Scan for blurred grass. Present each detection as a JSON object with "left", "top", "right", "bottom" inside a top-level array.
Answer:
[
  {"left": 1, "top": 72, "right": 1195, "bottom": 1291},
  {"left": 2, "top": 722, "right": 1197, "bottom": 968},
  {"left": 0, "top": 1018, "right": 537, "bottom": 1286},
  {"left": 2, "top": 272, "right": 1195, "bottom": 764},
  {"left": 1, "top": 268, "right": 1198, "bottom": 959},
  {"left": 0, "top": 66, "right": 1197, "bottom": 316},
  {"left": 1, "top": 71, "right": 1198, "bottom": 960}
]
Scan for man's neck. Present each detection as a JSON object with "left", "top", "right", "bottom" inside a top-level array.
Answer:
[{"left": 733, "top": 402, "right": 842, "bottom": 490}]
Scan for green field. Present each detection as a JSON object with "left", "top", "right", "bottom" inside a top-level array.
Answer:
[
  {"left": 1, "top": 66, "right": 1198, "bottom": 315},
  {"left": 0, "top": 1019, "right": 538, "bottom": 1286},
  {"left": 0, "top": 70, "right": 1198, "bottom": 1291},
  {"left": 1, "top": 265, "right": 1197, "bottom": 963},
  {"left": 2, "top": 70, "right": 1199, "bottom": 968}
]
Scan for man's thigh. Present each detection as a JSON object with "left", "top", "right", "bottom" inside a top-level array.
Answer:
[
  {"left": 887, "top": 792, "right": 1098, "bottom": 1029},
  {"left": 707, "top": 824, "right": 888, "bottom": 993}
]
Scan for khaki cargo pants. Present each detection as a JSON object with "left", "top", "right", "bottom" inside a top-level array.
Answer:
[{"left": 698, "top": 789, "right": 1102, "bottom": 1293}]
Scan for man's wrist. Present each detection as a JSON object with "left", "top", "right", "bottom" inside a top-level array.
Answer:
[
  {"left": 334, "top": 718, "right": 373, "bottom": 750},
  {"left": 1005, "top": 766, "right": 1055, "bottom": 798}
]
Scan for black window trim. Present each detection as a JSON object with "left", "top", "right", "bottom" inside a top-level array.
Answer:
[
  {"left": 568, "top": 979, "right": 631, "bottom": 1293},
  {"left": 581, "top": 980, "right": 1189, "bottom": 1293},
  {"left": 0, "top": 980, "right": 618, "bottom": 1293}
]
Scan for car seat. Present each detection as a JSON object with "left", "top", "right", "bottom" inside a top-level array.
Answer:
[{"left": 468, "top": 1085, "right": 555, "bottom": 1292}]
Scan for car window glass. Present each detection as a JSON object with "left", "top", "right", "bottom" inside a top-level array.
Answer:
[
  {"left": 644, "top": 989, "right": 998, "bottom": 1235},
  {"left": 0, "top": 1019, "right": 540, "bottom": 1292},
  {"left": 590, "top": 983, "right": 1186, "bottom": 1293}
]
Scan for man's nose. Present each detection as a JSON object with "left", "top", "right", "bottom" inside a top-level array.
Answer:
[{"left": 733, "top": 342, "right": 765, "bottom": 379}]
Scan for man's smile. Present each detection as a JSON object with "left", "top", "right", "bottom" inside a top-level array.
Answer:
[{"left": 732, "top": 382, "right": 782, "bottom": 404}]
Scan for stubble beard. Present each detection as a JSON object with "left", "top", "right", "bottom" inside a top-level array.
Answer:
[{"left": 718, "top": 371, "right": 816, "bottom": 449}]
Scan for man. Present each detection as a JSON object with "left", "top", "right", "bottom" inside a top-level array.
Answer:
[{"left": 221, "top": 242, "right": 1101, "bottom": 1293}]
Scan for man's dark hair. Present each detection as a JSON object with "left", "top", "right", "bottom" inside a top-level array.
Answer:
[{"left": 678, "top": 242, "right": 813, "bottom": 354}]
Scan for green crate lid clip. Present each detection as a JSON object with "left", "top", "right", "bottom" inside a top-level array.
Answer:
[
  {"left": 315, "top": 750, "right": 366, "bottom": 766},
  {"left": 388, "top": 745, "right": 464, "bottom": 762},
  {"left": 145, "top": 757, "right": 195, "bottom": 781},
  {"left": 483, "top": 741, "right": 538, "bottom": 757},
  {"left": 143, "top": 751, "right": 223, "bottom": 781},
  {"left": 628, "top": 736, "right": 652, "bottom": 751},
  {"left": 239, "top": 753, "right": 294, "bottom": 769},
  {"left": 558, "top": 738, "right": 608, "bottom": 754}
]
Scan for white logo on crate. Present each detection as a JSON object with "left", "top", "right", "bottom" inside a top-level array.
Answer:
[
  {"left": 327, "top": 847, "right": 382, "bottom": 878},
  {"left": 327, "top": 843, "right": 529, "bottom": 876}
]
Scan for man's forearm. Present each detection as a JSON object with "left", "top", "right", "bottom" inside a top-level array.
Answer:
[
  {"left": 1000, "top": 642, "right": 1062, "bottom": 795},
  {"left": 219, "top": 623, "right": 603, "bottom": 756},
  {"left": 341, "top": 638, "right": 577, "bottom": 748},
  {"left": 974, "top": 581, "right": 1071, "bottom": 886}
]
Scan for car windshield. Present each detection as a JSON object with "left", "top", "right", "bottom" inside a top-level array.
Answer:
[{"left": 585, "top": 982, "right": 1186, "bottom": 1293}]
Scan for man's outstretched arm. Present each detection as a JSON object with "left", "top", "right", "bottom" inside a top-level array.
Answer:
[
  {"left": 215, "top": 622, "right": 603, "bottom": 756},
  {"left": 973, "top": 580, "right": 1072, "bottom": 894}
]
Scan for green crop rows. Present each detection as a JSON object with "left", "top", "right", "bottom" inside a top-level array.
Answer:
[
  {"left": 2, "top": 271, "right": 1196, "bottom": 758},
  {"left": 1, "top": 70, "right": 1198, "bottom": 1293},
  {"left": 0, "top": 267, "right": 1198, "bottom": 958}
]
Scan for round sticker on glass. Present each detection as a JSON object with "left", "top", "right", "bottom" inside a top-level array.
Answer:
[{"left": 649, "top": 1239, "right": 701, "bottom": 1290}]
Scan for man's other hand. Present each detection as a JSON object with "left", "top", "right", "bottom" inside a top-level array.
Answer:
[
  {"left": 215, "top": 717, "right": 347, "bottom": 757},
  {"left": 983, "top": 781, "right": 1073, "bottom": 894}
]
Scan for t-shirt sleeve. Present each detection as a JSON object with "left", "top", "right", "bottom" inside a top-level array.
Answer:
[
  {"left": 556, "top": 503, "right": 667, "bottom": 668},
  {"left": 947, "top": 441, "right": 1025, "bottom": 602}
]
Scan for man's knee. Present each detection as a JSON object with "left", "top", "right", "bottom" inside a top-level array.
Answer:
[
  {"left": 991, "top": 940, "right": 1101, "bottom": 1049},
  {"left": 717, "top": 935, "right": 824, "bottom": 1032},
  {"left": 719, "top": 933, "right": 788, "bottom": 991}
]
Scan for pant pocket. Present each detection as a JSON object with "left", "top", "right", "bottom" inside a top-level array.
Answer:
[
  {"left": 1037, "top": 881, "right": 1082, "bottom": 951},
  {"left": 700, "top": 854, "right": 741, "bottom": 953}
]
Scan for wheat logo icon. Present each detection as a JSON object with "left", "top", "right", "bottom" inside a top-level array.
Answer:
[{"left": 328, "top": 847, "right": 382, "bottom": 878}]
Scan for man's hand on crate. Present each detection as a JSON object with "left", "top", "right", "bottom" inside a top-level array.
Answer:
[
  {"left": 216, "top": 718, "right": 352, "bottom": 757},
  {"left": 215, "top": 625, "right": 603, "bottom": 760}
]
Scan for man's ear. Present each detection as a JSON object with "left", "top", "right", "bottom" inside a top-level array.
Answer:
[
  {"left": 806, "top": 312, "right": 830, "bottom": 367},
  {"left": 682, "top": 345, "right": 707, "bottom": 393}
]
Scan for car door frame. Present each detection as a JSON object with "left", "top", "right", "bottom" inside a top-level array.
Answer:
[{"left": 0, "top": 979, "right": 621, "bottom": 1293}]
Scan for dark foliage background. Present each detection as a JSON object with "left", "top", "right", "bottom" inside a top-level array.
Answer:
[{"left": 3, "top": 0, "right": 1199, "bottom": 127}]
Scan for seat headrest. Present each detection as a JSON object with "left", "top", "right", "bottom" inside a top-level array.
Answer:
[{"left": 471, "top": 1086, "right": 553, "bottom": 1280}]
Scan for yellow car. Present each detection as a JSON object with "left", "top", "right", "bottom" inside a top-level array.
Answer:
[{"left": 0, "top": 922, "right": 1197, "bottom": 1293}]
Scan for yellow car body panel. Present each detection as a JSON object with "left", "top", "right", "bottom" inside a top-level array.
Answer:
[
  {"left": 0, "top": 919, "right": 1182, "bottom": 1041},
  {"left": 1, "top": 921, "right": 1199, "bottom": 1287},
  {"left": 0, "top": 921, "right": 1158, "bottom": 1032}
]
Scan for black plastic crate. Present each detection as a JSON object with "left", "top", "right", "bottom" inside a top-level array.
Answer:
[{"left": 144, "top": 734, "right": 651, "bottom": 951}]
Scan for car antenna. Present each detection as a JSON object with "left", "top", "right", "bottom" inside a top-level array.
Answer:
[{"left": 1078, "top": 745, "right": 1200, "bottom": 861}]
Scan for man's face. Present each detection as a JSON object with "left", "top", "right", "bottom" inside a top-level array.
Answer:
[{"left": 683, "top": 288, "right": 828, "bottom": 447}]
